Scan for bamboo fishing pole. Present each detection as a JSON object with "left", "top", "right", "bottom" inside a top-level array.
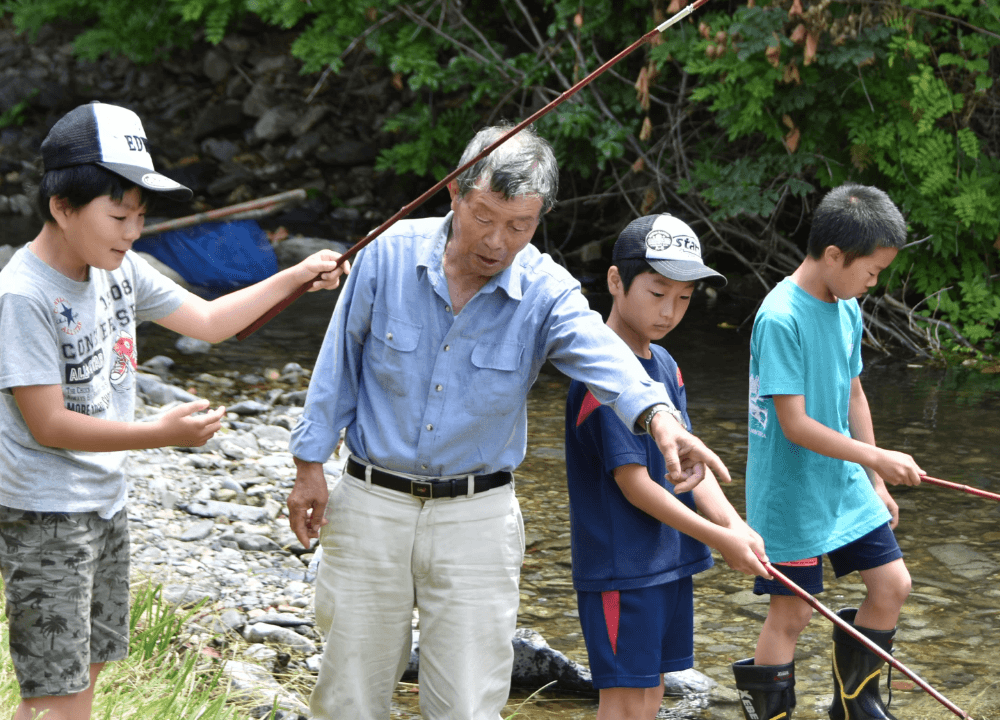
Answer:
[
  {"left": 921, "top": 475, "right": 1000, "bottom": 502},
  {"left": 762, "top": 559, "right": 972, "bottom": 719},
  {"left": 236, "top": 0, "right": 712, "bottom": 340}
]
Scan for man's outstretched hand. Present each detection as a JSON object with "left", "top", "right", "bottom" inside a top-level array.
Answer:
[{"left": 648, "top": 411, "right": 731, "bottom": 493}]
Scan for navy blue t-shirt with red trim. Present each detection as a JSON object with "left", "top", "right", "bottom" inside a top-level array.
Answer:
[{"left": 565, "top": 344, "right": 713, "bottom": 592}]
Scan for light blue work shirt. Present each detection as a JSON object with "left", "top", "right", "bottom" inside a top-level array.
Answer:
[{"left": 289, "top": 213, "right": 672, "bottom": 476}]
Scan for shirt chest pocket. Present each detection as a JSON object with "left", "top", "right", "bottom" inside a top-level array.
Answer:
[
  {"left": 463, "top": 341, "right": 526, "bottom": 417},
  {"left": 369, "top": 311, "right": 422, "bottom": 397}
]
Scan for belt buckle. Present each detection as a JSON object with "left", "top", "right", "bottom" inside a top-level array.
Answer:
[{"left": 410, "top": 479, "right": 434, "bottom": 498}]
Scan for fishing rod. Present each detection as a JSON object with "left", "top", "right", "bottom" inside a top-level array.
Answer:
[
  {"left": 236, "top": 0, "right": 712, "bottom": 340},
  {"left": 921, "top": 475, "right": 1000, "bottom": 502},
  {"left": 761, "top": 559, "right": 972, "bottom": 719}
]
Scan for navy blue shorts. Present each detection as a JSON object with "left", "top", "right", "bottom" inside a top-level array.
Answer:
[
  {"left": 577, "top": 576, "right": 694, "bottom": 689},
  {"left": 754, "top": 522, "right": 902, "bottom": 596}
]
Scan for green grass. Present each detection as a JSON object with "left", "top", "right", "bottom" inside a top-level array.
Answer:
[{"left": 0, "top": 578, "right": 241, "bottom": 720}]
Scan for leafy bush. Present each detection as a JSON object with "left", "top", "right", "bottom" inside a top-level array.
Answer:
[
  {"left": 6, "top": 0, "right": 999, "bottom": 354},
  {"left": 653, "top": 0, "right": 1000, "bottom": 351}
]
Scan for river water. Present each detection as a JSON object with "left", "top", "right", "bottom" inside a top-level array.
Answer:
[{"left": 138, "top": 288, "right": 1000, "bottom": 720}]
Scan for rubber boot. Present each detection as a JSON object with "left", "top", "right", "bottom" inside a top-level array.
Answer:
[
  {"left": 829, "top": 608, "right": 897, "bottom": 720},
  {"left": 732, "top": 658, "right": 796, "bottom": 720}
]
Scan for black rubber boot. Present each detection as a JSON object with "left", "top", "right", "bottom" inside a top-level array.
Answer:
[
  {"left": 829, "top": 608, "right": 897, "bottom": 720},
  {"left": 733, "top": 658, "right": 796, "bottom": 720}
]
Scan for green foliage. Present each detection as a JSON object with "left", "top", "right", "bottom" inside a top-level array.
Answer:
[
  {"left": 0, "top": 90, "right": 36, "bottom": 129},
  {"left": 8, "top": 0, "right": 999, "bottom": 355},
  {"left": 4, "top": 0, "right": 243, "bottom": 62},
  {"left": 1, "top": 579, "right": 236, "bottom": 718},
  {"left": 658, "top": 0, "right": 1000, "bottom": 354}
]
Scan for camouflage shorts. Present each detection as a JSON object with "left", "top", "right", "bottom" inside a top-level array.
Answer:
[{"left": 0, "top": 505, "right": 130, "bottom": 698}]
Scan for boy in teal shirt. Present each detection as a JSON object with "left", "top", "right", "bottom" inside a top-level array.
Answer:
[{"left": 733, "top": 184, "right": 924, "bottom": 720}]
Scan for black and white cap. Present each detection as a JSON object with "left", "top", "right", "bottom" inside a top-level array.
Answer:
[
  {"left": 41, "top": 102, "right": 192, "bottom": 201},
  {"left": 613, "top": 213, "right": 727, "bottom": 288}
]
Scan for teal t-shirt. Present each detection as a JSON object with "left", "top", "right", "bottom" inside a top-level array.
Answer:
[{"left": 746, "top": 278, "right": 890, "bottom": 562}]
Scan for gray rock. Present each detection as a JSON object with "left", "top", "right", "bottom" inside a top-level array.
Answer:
[
  {"left": 280, "top": 390, "right": 308, "bottom": 406},
  {"left": 234, "top": 533, "right": 283, "bottom": 552},
  {"left": 208, "top": 168, "right": 254, "bottom": 196},
  {"left": 175, "top": 336, "right": 213, "bottom": 355},
  {"left": 203, "top": 49, "right": 230, "bottom": 82},
  {"left": 184, "top": 500, "right": 272, "bottom": 524},
  {"left": 140, "top": 355, "right": 175, "bottom": 376},
  {"left": 161, "top": 583, "right": 222, "bottom": 607},
  {"left": 178, "top": 519, "right": 216, "bottom": 542},
  {"left": 136, "top": 373, "right": 200, "bottom": 406},
  {"left": 252, "top": 105, "right": 298, "bottom": 143},
  {"left": 221, "top": 660, "right": 309, "bottom": 714},
  {"left": 284, "top": 130, "right": 324, "bottom": 162},
  {"left": 248, "top": 612, "right": 314, "bottom": 627},
  {"left": 191, "top": 100, "right": 243, "bottom": 139},
  {"left": 149, "top": 477, "right": 180, "bottom": 509},
  {"left": 229, "top": 400, "right": 271, "bottom": 416},
  {"left": 241, "top": 84, "right": 274, "bottom": 118},
  {"left": 662, "top": 667, "right": 717, "bottom": 696},
  {"left": 222, "top": 609, "right": 248, "bottom": 629},
  {"left": 291, "top": 104, "right": 328, "bottom": 137},
  {"left": 316, "top": 139, "right": 377, "bottom": 167},
  {"left": 251, "top": 425, "right": 291, "bottom": 445},
  {"left": 201, "top": 137, "right": 240, "bottom": 163},
  {"left": 243, "top": 622, "right": 317, "bottom": 654},
  {"left": 928, "top": 543, "right": 999, "bottom": 580},
  {"left": 510, "top": 628, "right": 593, "bottom": 693},
  {"left": 9, "top": 194, "right": 32, "bottom": 216}
]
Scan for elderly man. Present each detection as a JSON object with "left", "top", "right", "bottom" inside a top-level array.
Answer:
[{"left": 287, "top": 124, "right": 732, "bottom": 720}]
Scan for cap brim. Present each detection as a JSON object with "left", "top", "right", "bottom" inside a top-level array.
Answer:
[
  {"left": 98, "top": 161, "right": 193, "bottom": 201},
  {"left": 648, "top": 258, "right": 727, "bottom": 288}
]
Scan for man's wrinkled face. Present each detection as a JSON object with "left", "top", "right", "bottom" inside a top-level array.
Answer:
[{"left": 447, "top": 185, "right": 543, "bottom": 280}]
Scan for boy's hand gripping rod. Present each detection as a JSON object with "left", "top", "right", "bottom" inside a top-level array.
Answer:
[
  {"left": 236, "top": 0, "right": 712, "bottom": 340},
  {"left": 761, "top": 559, "right": 971, "bottom": 719}
]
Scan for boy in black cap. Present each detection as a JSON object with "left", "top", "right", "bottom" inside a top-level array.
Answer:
[
  {"left": 564, "top": 214, "right": 769, "bottom": 719},
  {"left": 0, "top": 101, "right": 348, "bottom": 719}
]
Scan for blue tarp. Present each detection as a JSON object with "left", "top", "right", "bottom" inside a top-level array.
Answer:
[{"left": 135, "top": 219, "right": 278, "bottom": 294}]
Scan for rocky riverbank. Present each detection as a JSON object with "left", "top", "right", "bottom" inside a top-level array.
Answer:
[
  {"left": 1, "top": 16, "right": 420, "bottom": 245},
  {"left": 127, "top": 353, "right": 728, "bottom": 719}
]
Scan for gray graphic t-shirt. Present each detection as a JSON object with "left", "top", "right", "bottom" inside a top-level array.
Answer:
[{"left": 0, "top": 246, "right": 187, "bottom": 517}]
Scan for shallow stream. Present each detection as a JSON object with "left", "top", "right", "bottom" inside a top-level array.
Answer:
[{"left": 139, "top": 289, "right": 1000, "bottom": 720}]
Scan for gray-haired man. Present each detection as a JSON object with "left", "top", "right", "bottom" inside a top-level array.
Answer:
[{"left": 287, "top": 124, "right": 732, "bottom": 719}]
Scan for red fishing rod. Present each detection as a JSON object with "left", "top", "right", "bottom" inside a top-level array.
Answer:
[
  {"left": 921, "top": 475, "right": 1000, "bottom": 502},
  {"left": 761, "top": 559, "right": 972, "bottom": 719},
  {"left": 236, "top": 0, "right": 712, "bottom": 340}
]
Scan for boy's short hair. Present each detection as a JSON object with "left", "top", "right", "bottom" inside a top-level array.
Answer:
[
  {"left": 612, "top": 213, "right": 727, "bottom": 293},
  {"left": 36, "top": 164, "right": 150, "bottom": 222},
  {"left": 808, "top": 184, "right": 906, "bottom": 266},
  {"left": 37, "top": 101, "right": 191, "bottom": 220}
]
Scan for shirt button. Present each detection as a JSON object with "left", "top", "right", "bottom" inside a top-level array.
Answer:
[
  {"left": 426, "top": 424, "right": 433, "bottom": 431},
  {"left": 444, "top": 344, "right": 450, "bottom": 351},
  {"left": 436, "top": 384, "right": 443, "bottom": 392},
  {"left": 445, "top": 305, "right": 451, "bottom": 313},
  {"left": 386, "top": 332, "right": 393, "bottom": 340}
]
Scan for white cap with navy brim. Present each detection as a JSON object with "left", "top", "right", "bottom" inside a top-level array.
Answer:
[
  {"left": 41, "top": 102, "right": 192, "bottom": 201},
  {"left": 614, "top": 213, "right": 727, "bottom": 288}
]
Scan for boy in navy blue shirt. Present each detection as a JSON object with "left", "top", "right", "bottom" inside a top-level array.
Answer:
[{"left": 565, "top": 214, "right": 769, "bottom": 719}]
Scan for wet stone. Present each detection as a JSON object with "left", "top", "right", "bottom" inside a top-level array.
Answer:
[
  {"left": 927, "top": 543, "right": 999, "bottom": 580},
  {"left": 177, "top": 519, "right": 216, "bottom": 542}
]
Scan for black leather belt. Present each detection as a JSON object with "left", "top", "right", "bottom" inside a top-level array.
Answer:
[{"left": 346, "top": 457, "right": 513, "bottom": 499}]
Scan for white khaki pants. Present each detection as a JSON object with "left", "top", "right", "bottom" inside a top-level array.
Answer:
[{"left": 310, "top": 472, "right": 525, "bottom": 720}]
